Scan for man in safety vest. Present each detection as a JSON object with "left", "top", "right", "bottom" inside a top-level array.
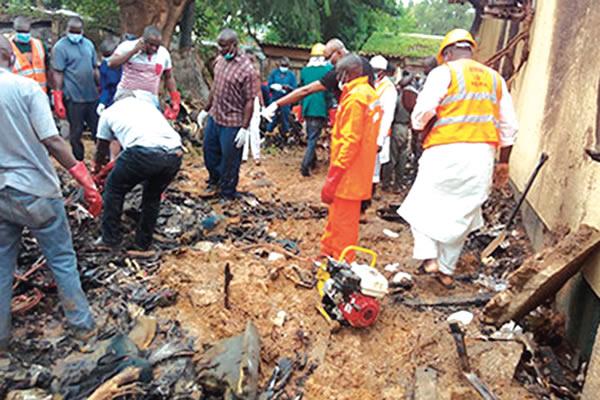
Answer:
[
  {"left": 369, "top": 56, "right": 398, "bottom": 191},
  {"left": 320, "top": 54, "right": 382, "bottom": 262},
  {"left": 398, "top": 29, "right": 519, "bottom": 287},
  {"left": 10, "top": 16, "right": 50, "bottom": 92}
]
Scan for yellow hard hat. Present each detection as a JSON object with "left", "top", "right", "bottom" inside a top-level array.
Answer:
[
  {"left": 311, "top": 43, "right": 325, "bottom": 57},
  {"left": 437, "top": 29, "right": 477, "bottom": 64}
]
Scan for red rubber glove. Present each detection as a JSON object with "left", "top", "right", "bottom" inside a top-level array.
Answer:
[
  {"left": 163, "top": 91, "right": 181, "bottom": 120},
  {"left": 321, "top": 166, "right": 345, "bottom": 205},
  {"left": 53, "top": 90, "right": 67, "bottom": 119},
  {"left": 93, "top": 159, "right": 116, "bottom": 192},
  {"left": 69, "top": 161, "right": 103, "bottom": 217}
]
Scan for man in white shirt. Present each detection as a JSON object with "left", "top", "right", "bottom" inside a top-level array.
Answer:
[
  {"left": 398, "top": 29, "right": 519, "bottom": 287},
  {"left": 369, "top": 56, "right": 398, "bottom": 187},
  {"left": 94, "top": 91, "right": 183, "bottom": 250},
  {"left": 108, "top": 26, "right": 180, "bottom": 119}
]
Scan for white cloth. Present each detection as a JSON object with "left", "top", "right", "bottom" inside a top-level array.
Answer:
[
  {"left": 399, "top": 142, "right": 495, "bottom": 244},
  {"left": 243, "top": 97, "right": 261, "bottom": 160},
  {"left": 307, "top": 56, "right": 327, "bottom": 67},
  {"left": 411, "top": 227, "right": 466, "bottom": 276},
  {"left": 412, "top": 62, "right": 519, "bottom": 147},
  {"left": 372, "top": 78, "right": 398, "bottom": 183},
  {"left": 97, "top": 96, "right": 181, "bottom": 151},
  {"left": 113, "top": 39, "right": 172, "bottom": 95}
]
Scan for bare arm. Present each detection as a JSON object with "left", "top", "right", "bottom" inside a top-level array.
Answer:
[
  {"left": 108, "top": 40, "right": 143, "bottom": 68},
  {"left": 275, "top": 81, "right": 325, "bottom": 107},
  {"left": 53, "top": 70, "right": 64, "bottom": 90},
  {"left": 163, "top": 69, "right": 177, "bottom": 92},
  {"left": 499, "top": 146, "right": 512, "bottom": 163},
  {"left": 42, "top": 135, "right": 77, "bottom": 169},
  {"left": 93, "top": 67, "right": 100, "bottom": 86},
  {"left": 94, "top": 139, "right": 111, "bottom": 172},
  {"left": 242, "top": 98, "right": 254, "bottom": 129}
]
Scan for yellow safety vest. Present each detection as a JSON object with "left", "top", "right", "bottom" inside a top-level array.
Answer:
[
  {"left": 11, "top": 37, "right": 48, "bottom": 93},
  {"left": 424, "top": 58, "right": 502, "bottom": 149}
]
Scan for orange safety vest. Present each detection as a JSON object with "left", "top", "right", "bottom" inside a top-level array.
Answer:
[
  {"left": 11, "top": 37, "right": 48, "bottom": 93},
  {"left": 424, "top": 58, "right": 502, "bottom": 149},
  {"left": 330, "top": 76, "right": 382, "bottom": 200}
]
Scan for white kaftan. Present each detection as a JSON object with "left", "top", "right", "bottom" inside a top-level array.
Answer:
[{"left": 398, "top": 62, "right": 519, "bottom": 275}]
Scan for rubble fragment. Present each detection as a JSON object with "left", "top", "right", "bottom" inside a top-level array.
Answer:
[
  {"left": 414, "top": 366, "right": 439, "bottom": 400},
  {"left": 483, "top": 225, "right": 600, "bottom": 326},
  {"left": 196, "top": 321, "right": 261, "bottom": 400},
  {"left": 582, "top": 324, "right": 600, "bottom": 400}
]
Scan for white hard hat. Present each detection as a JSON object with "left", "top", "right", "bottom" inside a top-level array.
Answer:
[{"left": 370, "top": 55, "right": 388, "bottom": 70}]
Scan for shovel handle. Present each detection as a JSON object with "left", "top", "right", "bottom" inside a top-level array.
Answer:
[{"left": 505, "top": 152, "right": 549, "bottom": 228}]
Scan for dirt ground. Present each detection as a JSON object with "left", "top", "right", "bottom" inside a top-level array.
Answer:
[{"left": 156, "top": 146, "right": 535, "bottom": 400}]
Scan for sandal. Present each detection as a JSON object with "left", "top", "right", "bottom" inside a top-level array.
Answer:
[{"left": 435, "top": 272, "right": 455, "bottom": 289}]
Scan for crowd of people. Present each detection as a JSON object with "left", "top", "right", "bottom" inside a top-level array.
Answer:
[{"left": 0, "top": 15, "right": 518, "bottom": 352}]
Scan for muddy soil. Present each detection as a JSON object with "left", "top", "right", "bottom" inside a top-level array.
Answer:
[{"left": 157, "top": 147, "right": 535, "bottom": 400}]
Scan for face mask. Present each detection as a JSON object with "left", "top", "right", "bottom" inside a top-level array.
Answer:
[
  {"left": 67, "top": 33, "right": 83, "bottom": 44},
  {"left": 15, "top": 32, "right": 31, "bottom": 43},
  {"left": 337, "top": 72, "right": 347, "bottom": 91},
  {"left": 280, "top": 66, "right": 289, "bottom": 72},
  {"left": 224, "top": 52, "right": 235, "bottom": 61}
]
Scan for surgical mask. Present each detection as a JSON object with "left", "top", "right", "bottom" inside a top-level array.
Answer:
[
  {"left": 337, "top": 72, "right": 347, "bottom": 91},
  {"left": 224, "top": 52, "right": 235, "bottom": 61},
  {"left": 280, "top": 66, "right": 289, "bottom": 72},
  {"left": 67, "top": 33, "right": 83, "bottom": 44},
  {"left": 15, "top": 32, "right": 31, "bottom": 43}
]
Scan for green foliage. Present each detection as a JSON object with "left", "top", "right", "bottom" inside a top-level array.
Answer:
[
  {"left": 62, "top": 0, "right": 119, "bottom": 29},
  {"left": 214, "top": 0, "right": 406, "bottom": 50},
  {"left": 407, "top": 0, "right": 474, "bottom": 36},
  {"left": 362, "top": 31, "right": 441, "bottom": 58}
]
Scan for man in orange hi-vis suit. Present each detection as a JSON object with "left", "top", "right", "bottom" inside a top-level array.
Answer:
[{"left": 320, "top": 54, "right": 382, "bottom": 261}]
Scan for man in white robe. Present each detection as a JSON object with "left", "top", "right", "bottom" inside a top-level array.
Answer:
[{"left": 398, "top": 29, "right": 519, "bottom": 286}]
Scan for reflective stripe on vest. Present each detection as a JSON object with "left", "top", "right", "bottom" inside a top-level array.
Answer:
[
  {"left": 11, "top": 38, "right": 47, "bottom": 92},
  {"left": 424, "top": 59, "right": 502, "bottom": 149}
]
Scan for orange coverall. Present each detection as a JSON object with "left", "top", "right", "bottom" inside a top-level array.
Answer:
[{"left": 320, "top": 76, "right": 382, "bottom": 261}]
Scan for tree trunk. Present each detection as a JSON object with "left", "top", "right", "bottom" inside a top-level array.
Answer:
[
  {"left": 171, "top": 49, "right": 211, "bottom": 103},
  {"left": 117, "top": 0, "right": 191, "bottom": 46},
  {"left": 179, "top": 0, "right": 195, "bottom": 50},
  {"left": 468, "top": 0, "right": 484, "bottom": 35}
]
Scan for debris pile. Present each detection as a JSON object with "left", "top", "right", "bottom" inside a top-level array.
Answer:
[{"left": 2, "top": 170, "right": 327, "bottom": 399}]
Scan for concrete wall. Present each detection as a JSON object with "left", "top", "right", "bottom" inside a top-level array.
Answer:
[
  {"left": 483, "top": 0, "right": 600, "bottom": 288},
  {"left": 476, "top": 0, "right": 600, "bottom": 356}
]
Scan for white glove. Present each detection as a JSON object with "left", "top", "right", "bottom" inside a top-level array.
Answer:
[
  {"left": 197, "top": 110, "right": 208, "bottom": 129},
  {"left": 270, "top": 83, "right": 283, "bottom": 92},
  {"left": 96, "top": 103, "right": 106, "bottom": 115},
  {"left": 261, "top": 102, "right": 279, "bottom": 122},
  {"left": 234, "top": 128, "right": 249, "bottom": 149}
]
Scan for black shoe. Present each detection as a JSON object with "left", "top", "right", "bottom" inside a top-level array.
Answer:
[
  {"left": 93, "top": 237, "right": 120, "bottom": 252},
  {"left": 300, "top": 167, "right": 310, "bottom": 177}
]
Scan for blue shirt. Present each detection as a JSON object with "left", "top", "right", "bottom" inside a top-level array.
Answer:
[
  {"left": 0, "top": 69, "right": 62, "bottom": 198},
  {"left": 267, "top": 68, "right": 297, "bottom": 102},
  {"left": 99, "top": 59, "right": 122, "bottom": 106},
  {"left": 52, "top": 36, "right": 98, "bottom": 103}
]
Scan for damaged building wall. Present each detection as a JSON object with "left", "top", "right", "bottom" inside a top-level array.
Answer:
[{"left": 475, "top": 0, "right": 600, "bottom": 356}]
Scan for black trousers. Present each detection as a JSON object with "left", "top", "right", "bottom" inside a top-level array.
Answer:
[
  {"left": 66, "top": 100, "right": 99, "bottom": 161},
  {"left": 102, "top": 146, "right": 182, "bottom": 249}
]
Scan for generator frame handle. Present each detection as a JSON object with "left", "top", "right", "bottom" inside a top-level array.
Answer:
[{"left": 339, "top": 246, "right": 377, "bottom": 267}]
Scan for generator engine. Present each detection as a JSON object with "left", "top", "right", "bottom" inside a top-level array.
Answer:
[{"left": 320, "top": 257, "right": 388, "bottom": 328}]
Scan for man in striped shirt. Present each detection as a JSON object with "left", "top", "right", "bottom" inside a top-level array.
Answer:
[{"left": 108, "top": 26, "right": 180, "bottom": 120}]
